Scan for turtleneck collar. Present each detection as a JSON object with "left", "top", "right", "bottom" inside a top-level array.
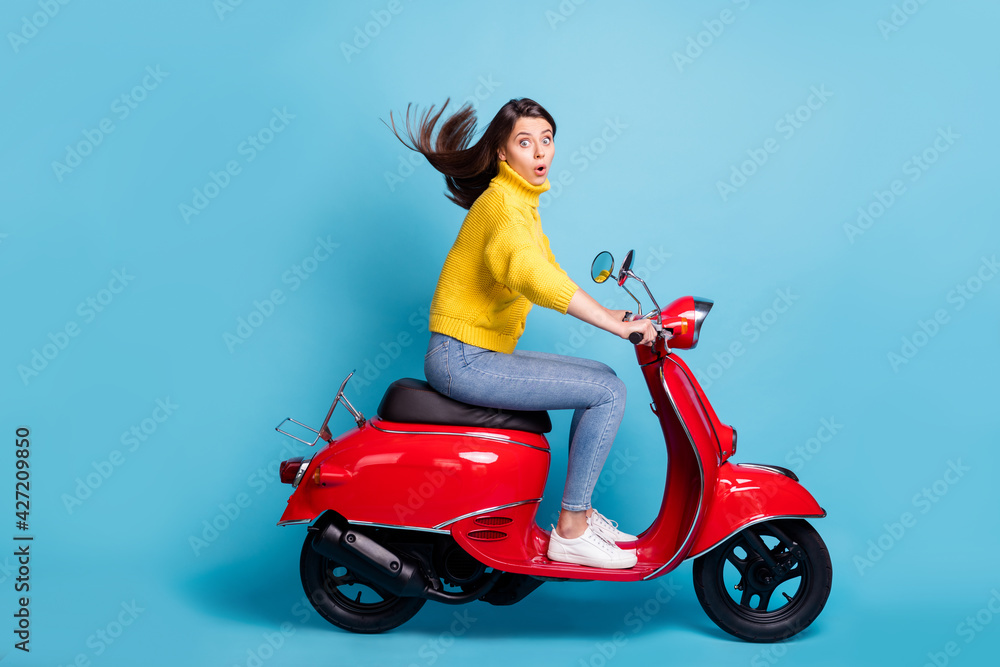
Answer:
[{"left": 491, "top": 159, "right": 550, "bottom": 208}]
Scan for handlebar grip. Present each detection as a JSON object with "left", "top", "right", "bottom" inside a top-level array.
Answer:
[{"left": 629, "top": 331, "right": 643, "bottom": 345}]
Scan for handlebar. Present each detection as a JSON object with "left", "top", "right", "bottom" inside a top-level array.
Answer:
[{"left": 624, "top": 311, "right": 664, "bottom": 345}]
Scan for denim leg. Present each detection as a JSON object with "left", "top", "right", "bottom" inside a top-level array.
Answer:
[
  {"left": 513, "top": 348, "right": 616, "bottom": 460},
  {"left": 442, "top": 338, "right": 627, "bottom": 512},
  {"left": 423, "top": 332, "right": 452, "bottom": 395}
]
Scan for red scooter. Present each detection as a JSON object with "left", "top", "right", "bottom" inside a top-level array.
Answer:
[{"left": 275, "top": 250, "right": 832, "bottom": 642}]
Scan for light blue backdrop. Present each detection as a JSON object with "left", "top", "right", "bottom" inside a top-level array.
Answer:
[{"left": 1, "top": 1, "right": 998, "bottom": 666}]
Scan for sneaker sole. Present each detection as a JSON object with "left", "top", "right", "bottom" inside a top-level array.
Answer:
[{"left": 546, "top": 549, "right": 638, "bottom": 569}]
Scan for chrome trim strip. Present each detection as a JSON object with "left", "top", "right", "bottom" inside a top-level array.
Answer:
[
  {"left": 690, "top": 298, "right": 714, "bottom": 349},
  {"left": 642, "top": 363, "right": 706, "bottom": 581},
  {"left": 277, "top": 519, "right": 312, "bottom": 526},
  {"left": 370, "top": 422, "right": 550, "bottom": 454},
  {"left": 739, "top": 463, "right": 799, "bottom": 482},
  {"left": 292, "top": 455, "right": 313, "bottom": 488},
  {"left": 347, "top": 520, "right": 451, "bottom": 535},
  {"left": 683, "top": 512, "right": 827, "bottom": 561},
  {"left": 433, "top": 498, "right": 542, "bottom": 530}
]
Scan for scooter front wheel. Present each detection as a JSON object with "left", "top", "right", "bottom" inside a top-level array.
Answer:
[
  {"left": 299, "top": 534, "right": 425, "bottom": 634},
  {"left": 692, "top": 518, "right": 832, "bottom": 642}
]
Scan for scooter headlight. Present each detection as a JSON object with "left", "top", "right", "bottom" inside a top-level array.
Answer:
[{"left": 691, "top": 298, "right": 714, "bottom": 348}]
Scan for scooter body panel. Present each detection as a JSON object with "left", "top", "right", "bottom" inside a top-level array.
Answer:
[
  {"left": 278, "top": 418, "right": 551, "bottom": 530},
  {"left": 447, "top": 501, "right": 668, "bottom": 582},
  {"left": 687, "top": 463, "right": 827, "bottom": 559}
]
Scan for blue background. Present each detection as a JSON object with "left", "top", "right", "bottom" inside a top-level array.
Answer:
[{"left": 1, "top": 1, "right": 998, "bottom": 665}]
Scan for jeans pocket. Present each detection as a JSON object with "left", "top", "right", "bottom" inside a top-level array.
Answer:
[
  {"left": 424, "top": 340, "right": 447, "bottom": 360},
  {"left": 424, "top": 339, "right": 451, "bottom": 395}
]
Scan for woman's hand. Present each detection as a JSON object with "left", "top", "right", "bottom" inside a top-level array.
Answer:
[
  {"left": 567, "top": 290, "right": 658, "bottom": 346},
  {"left": 620, "top": 317, "right": 658, "bottom": 346}
]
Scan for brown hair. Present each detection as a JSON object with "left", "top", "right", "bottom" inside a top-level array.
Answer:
[{"left": 387, "top": 97, "right": 557, "bottom": 210}]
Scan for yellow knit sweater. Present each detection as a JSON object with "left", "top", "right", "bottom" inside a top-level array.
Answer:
[{"left": 428, "top": 159, "right": 579, "bottom": 353}]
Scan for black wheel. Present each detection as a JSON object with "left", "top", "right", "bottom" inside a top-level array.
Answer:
[
  {"left": 692, "top": 519, "right": 832, "bottom": 642},
  {"left": 299, "top": 533, "right": 425, "bottom": 634}
]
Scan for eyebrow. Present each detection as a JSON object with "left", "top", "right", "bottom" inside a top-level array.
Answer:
[{"left": 515, "top": 129, "right": 553, "bottom": 138}]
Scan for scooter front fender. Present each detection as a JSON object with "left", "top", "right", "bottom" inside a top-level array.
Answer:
[{"left": 686, "top": 463, "right": 826, "bottom": 560}]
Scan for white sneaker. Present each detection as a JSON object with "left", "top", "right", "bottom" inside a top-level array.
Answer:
[
  {"left": 588, "top": 509, "right": 638, "bottom": 542},
  {"left": 547, "top": 525, "right": 638, "bottom": 569}
]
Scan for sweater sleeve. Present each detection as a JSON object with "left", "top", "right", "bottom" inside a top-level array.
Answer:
[
  {"left": 542, "top": 230, "right": 569, "bottom": 278},
  {"left": 484, "top": 219, "right": 579, "bottom": 314}
]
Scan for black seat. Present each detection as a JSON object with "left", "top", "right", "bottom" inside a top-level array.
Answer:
[{"left": 376, "top": 378, "right": 552, "bottom": 434}]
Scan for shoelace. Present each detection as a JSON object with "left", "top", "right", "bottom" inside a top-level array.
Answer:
[
  {"left": 551, "top": 524, "right": 618, "bottom": 552},
  {"left": 581, "top": 529, "right": 616, "bottom": 553},
  {"left": 588, "top": 511, "right": 623, "bottom": 542}
]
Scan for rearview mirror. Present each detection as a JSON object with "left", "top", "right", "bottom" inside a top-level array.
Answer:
[
  {"left": 618, "top": 249, "right": 634, "bottom": 286},
  {"left": 591, "top": 251, "right": 615, "bottom": 283}
]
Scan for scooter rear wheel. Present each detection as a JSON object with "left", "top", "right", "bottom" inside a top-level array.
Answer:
[
  {"left": 299, "top": 534, "right": 425, "bottom": 634},
  {"left": 692, "top": 518, "right": 832, "bottom": 642}
]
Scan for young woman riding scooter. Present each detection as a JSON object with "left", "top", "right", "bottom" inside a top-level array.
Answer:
[{"left": 388, "top": 97, "right": 657, "bottom": 569}]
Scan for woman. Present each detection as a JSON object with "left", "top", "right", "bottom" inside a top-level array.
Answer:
[{"left": 389, "top": 97, "right": 656, "bottom": 569}]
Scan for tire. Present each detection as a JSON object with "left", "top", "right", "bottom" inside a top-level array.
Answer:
[
  {"left": 299, "top": 533, "right": 426, "bottom": 634},
  {"left": 692, "top": 519, "right": 832, "bottom": 642}
]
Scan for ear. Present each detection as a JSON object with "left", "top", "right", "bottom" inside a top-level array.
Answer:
[{"left": 497, "top": 150, "right": 505, "bottom": 161}]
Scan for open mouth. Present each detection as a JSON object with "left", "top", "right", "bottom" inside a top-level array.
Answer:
[{"left": 535, "top": 165, "right": 547, "bottom": 176}]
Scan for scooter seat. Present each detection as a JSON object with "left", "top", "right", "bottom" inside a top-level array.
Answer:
[{"left": 376, "top": 378, "right": 552, "bottom": 434}]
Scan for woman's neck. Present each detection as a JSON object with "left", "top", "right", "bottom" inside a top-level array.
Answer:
[{"left": 492, "top": 160, "right": 550, "bottom": 207}]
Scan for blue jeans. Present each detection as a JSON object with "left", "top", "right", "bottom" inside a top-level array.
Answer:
[{"left": 423, "top": 332, "right": 627, "bottom": 512}]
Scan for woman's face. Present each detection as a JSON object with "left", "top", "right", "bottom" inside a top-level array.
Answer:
[{"left": 498, "top": 116, "right": 554, "bottom": 186}]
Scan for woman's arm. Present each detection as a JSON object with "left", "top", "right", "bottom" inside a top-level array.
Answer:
[{"left": 566, "top": 289, "right": 658, "bottom": 346}]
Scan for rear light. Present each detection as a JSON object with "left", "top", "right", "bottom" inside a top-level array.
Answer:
[
  {"left": 279, "top": 457, "right": 311, "bottom": 487},
  {"left": 279, "top": 458, "right": 302, "bottom": 484}
]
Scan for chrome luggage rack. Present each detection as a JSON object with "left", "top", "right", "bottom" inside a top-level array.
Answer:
[{"left": 275, "top": 370, "right": 366, "bottom": 446}]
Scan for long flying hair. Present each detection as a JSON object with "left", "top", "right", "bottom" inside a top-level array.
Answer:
[{"left": 387, "top": 97, "right": 557, "bottom": 210}]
